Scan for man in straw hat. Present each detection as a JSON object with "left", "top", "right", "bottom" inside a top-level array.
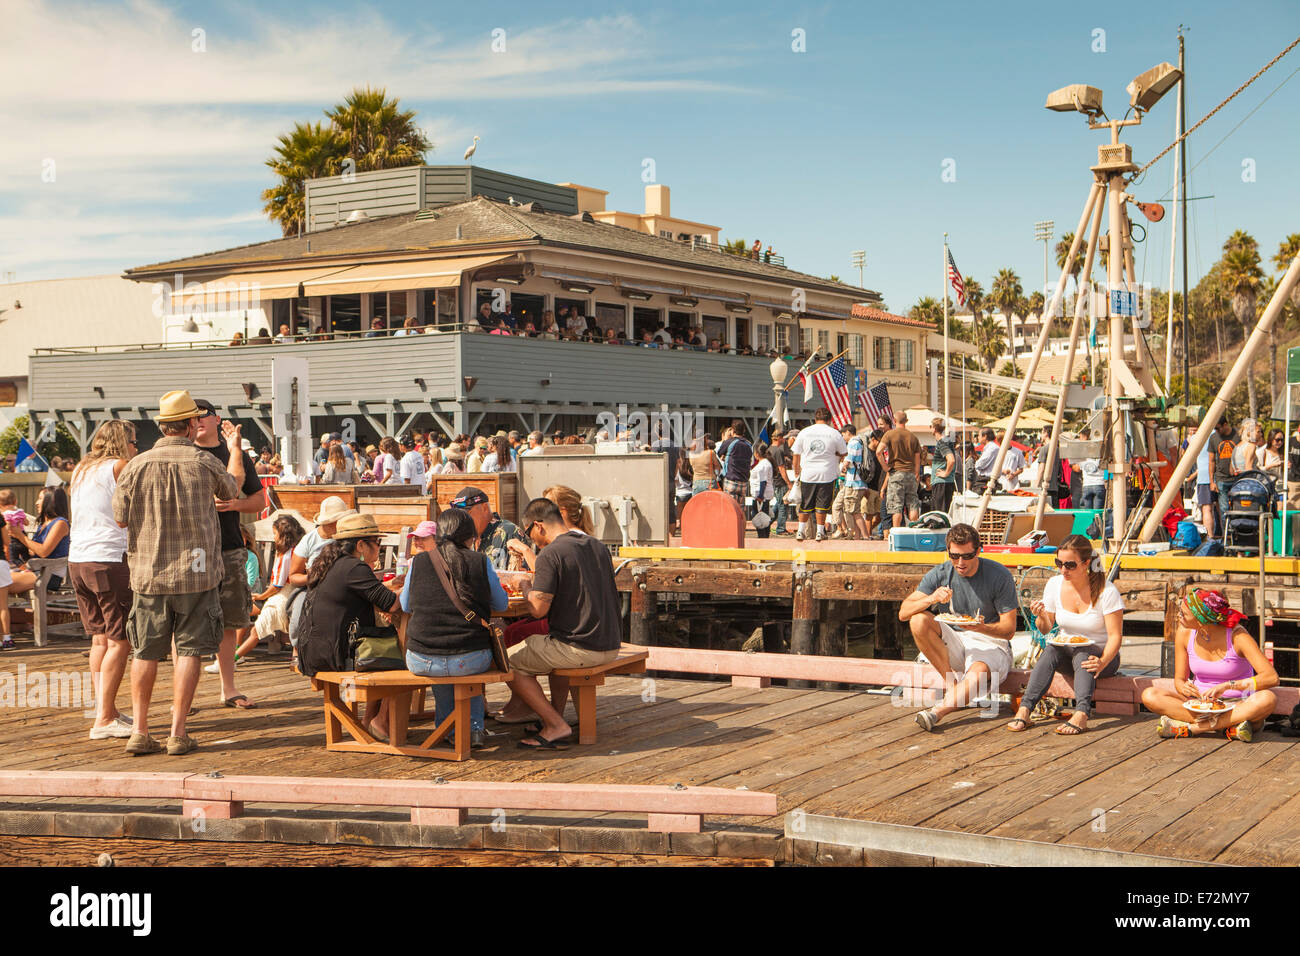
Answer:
[{"left": 112, "top": 390, "right": 245, "bottom": 756}]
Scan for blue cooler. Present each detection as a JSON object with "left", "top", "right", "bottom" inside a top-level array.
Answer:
[{"left": 890, "top": 528, "right": 946, "bottom": 552}]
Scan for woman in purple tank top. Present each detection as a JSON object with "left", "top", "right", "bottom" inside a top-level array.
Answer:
[{"left": 1141, "top": 589, "right": 1277, "bottom": 741}]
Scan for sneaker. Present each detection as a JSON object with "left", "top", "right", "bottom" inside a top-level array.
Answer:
[
  {"left": 203, "top": 660, "right": 220, "bottom": 674},
  {"left": 795, "top": 530, "right": 806, "bottom": 542},
  {"left": 166, "top": 735, "right": 198, "bottom": 756},
  {"left": 815, "top": 530, "right": 826, "bottom": 542},
  {"left": 89, "top": 716, "right": 134, "bottom": 740},
  {"left": 125, "top": 733, "right": 163, "bottom": 756},
  {"left": 915, "top": 709, "right": 938, "bottom": 733},
  {"left": 1, "top": 636, "right": 14, "bottom": 650},
  {"left": 1156, "top": 715, "right": 1190, "bottom": 739},
  {"left": 1227, "top": 720, "right": 1253, "bottom": 743}
]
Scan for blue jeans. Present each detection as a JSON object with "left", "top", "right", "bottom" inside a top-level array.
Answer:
[
  {"left": 772, "top": 480, "right": 790, "bottom": 530},
  {"left": 1216, "top": 479, "right": 1236, "bottom": 540},
  {"left": 1080, "top": 486, "right": 1106, "bottom": 510},
  {"left": 405, "top": 647, "right": 493, "bottom": 732}
]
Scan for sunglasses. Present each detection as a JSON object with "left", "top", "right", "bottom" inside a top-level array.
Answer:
[
  {"left": 1054, "top": 558, "right": 1079, "bottom": 570},
  {"left": 948, "top": 551, "right": 978, "bottom": 562}
]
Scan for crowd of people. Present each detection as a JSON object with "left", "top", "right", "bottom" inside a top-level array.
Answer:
[
  {"left": 220, "top": 305, "right": 791, "bottom": 358},
  {"left": 0, "top": 389, "right": 625, "bottom": 755}
]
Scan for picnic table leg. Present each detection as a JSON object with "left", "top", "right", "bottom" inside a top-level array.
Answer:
[
  {"left": 451, "top": 683, "right": 482, "bottom": 761},
  {"left": 323, "top": 684, "right": 344, "bottom": 747},
  {"left": 390, "top": 689, "right": 411, "bottom": 747},
  {"left": 32, "top": 577, "right": 49, "bottom": 648},
  {"left": 575, "top": 683, "right": 598, "bottom": 745}
]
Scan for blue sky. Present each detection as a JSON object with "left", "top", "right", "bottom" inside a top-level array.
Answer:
[{"left": 2, "top": 0, "right": 1298, "bottom": 311}]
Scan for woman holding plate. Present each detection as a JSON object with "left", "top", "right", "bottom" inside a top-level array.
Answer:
[
  {"left": 1007, "top": 534, "right": 1123, "bottom": 735},
  {"left": 1140, "top": 589, "right": 1278, "bottom": 741}
]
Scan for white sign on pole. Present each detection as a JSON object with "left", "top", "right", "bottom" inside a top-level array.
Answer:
[{"left": 271, "top": 357, "right": 313, "bottom": 480}]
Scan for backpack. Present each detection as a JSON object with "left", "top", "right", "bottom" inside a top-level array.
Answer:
[{"left": 1194, "top": 539, "right": 1224, "bottom": 558}]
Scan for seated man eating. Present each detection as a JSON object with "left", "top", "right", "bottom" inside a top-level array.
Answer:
[
  {"left": 501, "top": 497, "right": 622, "bottom": 749},
  {"left": 899, "top": 523, "right": 1018, "bottom": 731}
]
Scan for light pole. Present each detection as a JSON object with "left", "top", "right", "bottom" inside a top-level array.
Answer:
[
  {"left": 851, "top": 250, "right": 866, "bottom": 288},
  {"left": 1034, "top": 219, "right": 1054, "bottom": 299}
]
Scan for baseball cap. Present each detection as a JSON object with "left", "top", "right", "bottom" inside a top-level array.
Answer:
[
  {"left": 450, "top": 487, "right": 489, "bottom": 509},
  {"left": 193, "top": 398, "right": 217, "bottom": 417},
  {"left": 407, "top": 520, "right": 438, "bottom": 538}
]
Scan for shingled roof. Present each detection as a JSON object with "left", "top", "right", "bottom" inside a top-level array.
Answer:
[{"left": 125, "top": 196, "right": 882, "bottom": 301}]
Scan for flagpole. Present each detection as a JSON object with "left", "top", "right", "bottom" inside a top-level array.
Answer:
[
  {"left": 943, "top": 233, "right": 950, "bottom": 425},
  {"left": 805, "top": 349, "right": 851, "bottom": 381}
]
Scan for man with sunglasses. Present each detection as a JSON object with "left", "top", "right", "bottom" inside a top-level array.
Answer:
[
  {"left": 899, "top": 523, "right": 1017, "bottom": 732},
  {"left": 449, "top": 486, "right": 533, "bottom": 570}
]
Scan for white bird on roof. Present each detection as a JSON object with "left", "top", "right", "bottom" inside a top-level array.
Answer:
[{"left": 463, "top": 136, "right": 480, "bottom": 163}]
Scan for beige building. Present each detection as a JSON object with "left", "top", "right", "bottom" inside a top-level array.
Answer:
[{"left": 560, "top": 183, "right": 721, "bottom": 249}]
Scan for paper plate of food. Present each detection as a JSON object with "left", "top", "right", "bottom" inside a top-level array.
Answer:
[
  {"left": 1185, "top": 698, "right": 1232, "bottom": 715},
  {"left": 935, "top": 612, "right": 981, "bottom": 626},
  {"left": 1047, "top": 634, "right": 1093, "bottom": 647}
]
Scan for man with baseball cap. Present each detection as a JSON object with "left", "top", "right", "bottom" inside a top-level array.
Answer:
[
  {"left": 112, "top": 390, "right": 244, "bottom": 756},
  {"left": 191, "top": 399, "right": 266, "bottom": 709},
  {"left": 449, "top": 486, "right": 533, "bottom": 570}
]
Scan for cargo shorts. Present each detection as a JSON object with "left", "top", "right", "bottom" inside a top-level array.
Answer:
[
  {"left": 126, "top": 589, "right": 223, "bottom": 661},
  {"left": 885, "top": 470, "right": 920, "bottom": 516},
  {"left": 218, "top": 547, "right": 252, "bottom": 629}
]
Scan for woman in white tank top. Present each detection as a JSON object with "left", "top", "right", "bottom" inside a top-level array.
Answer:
[{"left": 68, "top": 420, "right": 137, "bottom": 741}]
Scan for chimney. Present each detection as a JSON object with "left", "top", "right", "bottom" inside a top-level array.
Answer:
[{"left": 645, "top": 184, "right": 670, "bottom": 217}]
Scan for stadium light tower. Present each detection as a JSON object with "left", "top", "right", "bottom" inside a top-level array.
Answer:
[
  {"left": 851, "top": 250, "right": 866, "bottom": 288},
  {"left": 1034, "top": 220, "right": 1054, "bottom": 297}
]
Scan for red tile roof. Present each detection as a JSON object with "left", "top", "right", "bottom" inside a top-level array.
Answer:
[{"left": 850, "top": 304, "right": 933, "bottom": 329}]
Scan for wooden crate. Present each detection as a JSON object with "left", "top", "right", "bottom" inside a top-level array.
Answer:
[
  {"left": 357, "top": 496, "right": 437, "bottom": 535},
  {"left": 427, "top": 473, "right": 518, "bottom": 523},
  {"left": 267, "top": 485, "right": 356, "bottom": 519}
]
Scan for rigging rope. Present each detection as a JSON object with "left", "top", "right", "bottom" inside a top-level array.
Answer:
[{"left": 1131, "top": 35, "right": 1300, "bottom": 180}]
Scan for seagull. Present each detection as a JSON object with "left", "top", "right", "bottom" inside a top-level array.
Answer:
[{"left": 463, "top": 136, "right": 480, "bottom": 163}]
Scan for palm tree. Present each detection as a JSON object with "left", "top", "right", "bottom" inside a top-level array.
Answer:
[
  {"left": 721, "top": 238, "right": 748, "bottom": 256},
  {"left": 1224, "top": 229, "right": 1259, "bottom": 255},
  {"left": 261, "top": 121, "right": 345, "bottom": 236},
  {"left": 975, "top": 315, "right": 1006, "bottom": 372},
  {"left": 1026, "top": 290, "right": 1045, "bottom": 318},
  {"left": 1275, "top": 233, "right": 1300, "bottom": 311},
  {"left": 990, "top": 268, "right": 1023, "bottom": 357},
  {"left": 1055, "top": 232, "right": 1086, "bottom": 288},
  {"left": 324, "top": 87, "right": 432, "bottom": 173},
  {"left": 909, "top": 296, "right": 943, "bottom": 328},
  {"left": 1220, "top": 241, "right": 1265, "bottom": 417}
]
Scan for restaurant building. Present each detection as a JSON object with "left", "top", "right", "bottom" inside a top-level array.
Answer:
[{"left": 25, "top": 167, "right": 930, "bottom": 448}]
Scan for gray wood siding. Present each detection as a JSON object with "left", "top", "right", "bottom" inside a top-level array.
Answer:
[
  {"left": 423, "top": 167, "right": 472, "bottom": 207},
  {"left": 29, "top": 337, "right": 459, "bottom": 412},
  {"left": 306, "top": 168, "right": 422, "bottom": 230},
  {"left": 466, "top": 169, "right": 577, "bottom": 215},
  {"left": 29, "top": 334, "right": 826, "bottom": 419},
  {"left": 460, "top": 335, "right": 819, "bottom": 413}
]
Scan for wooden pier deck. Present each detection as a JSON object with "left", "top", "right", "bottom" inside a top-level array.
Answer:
[{"left": 2, "top": 639, "right": 1298, "bottom": 866}]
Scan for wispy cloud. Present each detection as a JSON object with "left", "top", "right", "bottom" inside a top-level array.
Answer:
[{"left": 0, "top": 1, "right": 748, "bottom": 280}]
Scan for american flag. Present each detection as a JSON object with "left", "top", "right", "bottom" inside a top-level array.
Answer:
[
  {"left": 946, "top": 247, "right": 967, "bottom": 308},
  {"left": 858, "top": 375, "right": 893, "bottom": 429},
  {"left": 812, "top": 357, "right": 853, "bottom": 428}
]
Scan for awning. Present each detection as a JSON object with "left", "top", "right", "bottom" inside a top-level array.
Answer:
[
  {"left": 301, "top": 255, "right": 512, "bottom": 296},
  {"left": 926, "top": 332, "right": 979, "bottom": 356},
  {"left": 538, "top": 269, "right": 616, "bottom": 287},
  {"left": 167, "top": 267, "right": 345, "bottom": 307}
]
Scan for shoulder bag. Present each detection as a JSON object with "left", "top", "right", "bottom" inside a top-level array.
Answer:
[{"left": 428, "top": 547, "right": 511, "bottom": 673}]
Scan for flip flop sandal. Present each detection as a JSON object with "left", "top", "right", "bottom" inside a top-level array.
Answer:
[
  {"left": 221, "top": 695, "right": 256, "bottom": 709},
  {"left": 1006, "top": 717, "right": 1031, "bottom": 732},
  {"left": 170, "top": 705, "right": 200, "bottom": 717},
  {"left": 523, "top": 719, "right": 579, "bottom": 735},
  {"left": 517, "top": 733, "right": 571, "bottom": 751},
  {"left": 1055, "top": 722, "right": 1086, "bottom": 735}
]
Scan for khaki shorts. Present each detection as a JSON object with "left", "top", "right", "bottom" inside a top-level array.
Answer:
[
  {"left": 507, "top": 633, "right": 619, "bottom": 676},
  {"left": 842, "top": 487, "right": 876, "bottom": 515},
  {"left": 218, "top": 547, "right": 252, "bottom": 629},
  {"left": 127, "top": 589, "right": 223, "bottom": 661},
  {"left": 69, "top": 560, "right": 132, "bottom": 641}
]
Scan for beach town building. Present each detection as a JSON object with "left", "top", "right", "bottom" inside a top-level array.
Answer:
[{"left": 23, "top": 167, "right": 930, "bottom": 450}]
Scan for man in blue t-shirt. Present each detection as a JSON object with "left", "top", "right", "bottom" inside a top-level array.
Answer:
[
  {"left": 839, "top": 426, "right": 870, "bottom": 540},
  {"left": 716, "top": 420, "right": 754, "bottom": 507},
  {"left": 898, "top": 523, "right": 1018, "bottom": 732}
]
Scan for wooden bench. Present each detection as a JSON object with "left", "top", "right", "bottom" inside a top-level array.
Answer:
[
  {"left": 554, "top": 646, "right": 649, "bottom": 745},
  {"left": 26, "top": 556, "right": 69, "bottom": 648},
  {"left": 310, "top": 668, "right": 513, "bottom": 761}
]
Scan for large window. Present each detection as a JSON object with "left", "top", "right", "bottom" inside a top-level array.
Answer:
[
  {"left": 873, "top": 336, "right": 915, "bottom": 371},
  {"left": 849, "top": 333, "right": 864, "bottom": 368},
  {"left": 776, "top": 324, "right": 792, "bottom": 354},
  {"left": 328, "top": 295, "right": 361, "bottom": 334},
  {"left": 702, "top": 314, "right": 726, "bottom": 347},
  {"left": 756, "top": 323, "right": 771, "bottom": 352},
  {"left": 511, "top": 293, "right": 546, "bottom": 331},
  {"left": 667, "top": 310, "right": 695, "bottom": 340},
  {"left": 799, "top": 327, "right": 814, "bottom": 357},
  {"left": 594, "top": 301, "right": 626, "bottom": 339},
  {"left": 817, "top": 330, "right": 830, "bottom": 354},
  {"left": 632, "top": 307, "right": 663, "bottom": 342}
]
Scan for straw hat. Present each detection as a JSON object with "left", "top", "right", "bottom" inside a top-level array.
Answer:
[
  {"left": 332, "top": 513, "right": 381, "bottom": 540},
  {"left": 155, "top": 390, "right": 202, "bottom": 423},
  {"left": 313, "top": 496, "right": 356, "bottom": 525},
  {"left": 444, "top": 443, "right": 465, "bottom": 461}
]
